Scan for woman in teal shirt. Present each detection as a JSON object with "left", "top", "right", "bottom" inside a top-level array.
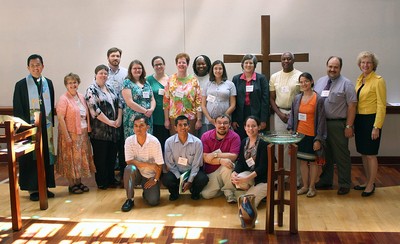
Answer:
[{"left": 147, "top": 56, "right": 170, "bottom": 152}]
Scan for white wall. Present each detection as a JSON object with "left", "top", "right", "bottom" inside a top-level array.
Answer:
[{"left": 1, "top": 0, "right": 399, "bottom": 156}]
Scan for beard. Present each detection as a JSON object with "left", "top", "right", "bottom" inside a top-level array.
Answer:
[{"left": 217, "top": 129, "right": 227, "bottom": 137}]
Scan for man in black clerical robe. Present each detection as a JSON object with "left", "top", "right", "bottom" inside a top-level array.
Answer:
[{"left": 13, "top": 54, "right": 56, "bottom": 201}]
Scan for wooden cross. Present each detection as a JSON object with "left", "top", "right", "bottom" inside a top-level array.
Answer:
[{"left": 224, "top": 15, "right": 309, "bottom": 78}]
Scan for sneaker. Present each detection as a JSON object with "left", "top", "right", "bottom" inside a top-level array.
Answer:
[
  {"left": 227, "top": 195, "right": 237, "bottom": 203},
  {"left": 121, "top": 199, "right": 134, "bottom": 212}
]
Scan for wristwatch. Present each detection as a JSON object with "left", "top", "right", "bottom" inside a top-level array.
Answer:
[
  {"left": 345, "top": 125, "right": 352, "bottom": 129},
  {"left": 153, "top": 178, "right": 158, "bottom": 182},
  {"left": 214, "top": 152, "right": 218, "bottom": 158}
]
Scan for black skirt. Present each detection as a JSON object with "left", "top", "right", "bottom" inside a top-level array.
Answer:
[
  {"left": 354, "top": 114, "right": 381, "bottom": 155},
  {"left": 297, "top": 135, "right": 316, "bottom": 162}
]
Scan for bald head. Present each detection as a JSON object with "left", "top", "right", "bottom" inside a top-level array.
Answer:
[{"left": 281, "top": 52, "right": 295, "bottom": 72}]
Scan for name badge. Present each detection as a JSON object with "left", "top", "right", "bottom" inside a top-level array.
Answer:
[
  {"left": 158, "top": 89, "right": 165, "bottom": 95},
  {"left": 178, "top": 157, "right": 188, "bottom": 166},
  {"left": 207, "top": 95, "right": 216, "bottom": 103},
  {"left": 246, "top": 85, "right": 254, "bottom": 92},
  {"left": 298, "top": 113, "right": 307, "bottom": 121},
  {"left": 281, "top": 86, "right": 289, "bottom": 93},
  {"left": 175, "top": 91, "right": 184, "bottom": 98},
  {"left": 246, "top": 157, "right": 255, "bottom": 167},
  {"left": 321, "top": 90, "right": 330, "bottom": 97},
  {"left": 143, "top": 91, "right": 150, "bottom": 98}
]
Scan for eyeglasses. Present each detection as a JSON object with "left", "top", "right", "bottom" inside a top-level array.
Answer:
[
  {"left": 216, "top": 121, "right": 230, "bottom": 126},
  {"left": 154, "top": 63, "right": 164, "bottom": 67}
]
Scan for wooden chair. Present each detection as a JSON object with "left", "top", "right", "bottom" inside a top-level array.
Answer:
[{"left": 0, "top": 118, "right": 48, "bottom": 231}]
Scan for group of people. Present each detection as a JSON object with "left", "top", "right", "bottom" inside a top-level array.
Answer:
[{"left": 12, "top": 49, "right": 386, "bottom": 213}]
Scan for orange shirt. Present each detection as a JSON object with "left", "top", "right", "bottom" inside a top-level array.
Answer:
[{"left": 297, "top": 93, "right": 316, "bottom": 136}]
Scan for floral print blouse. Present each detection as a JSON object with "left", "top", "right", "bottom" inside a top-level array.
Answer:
[{"left": 163, "top": 73, "right": 201, "bottom": 120}]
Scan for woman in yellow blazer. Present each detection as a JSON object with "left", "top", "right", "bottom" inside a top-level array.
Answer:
[{"left": 353, "top": 51, "right": 386, "bottom": 197}]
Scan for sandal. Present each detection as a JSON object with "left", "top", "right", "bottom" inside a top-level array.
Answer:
[
  {"left": 307, "top": 188, "right": 316, "bottom": 198},
  {"left": 297, "top": 187, "right": 308, "bottom": 195},
  {"left": 69, "top": 185, "right": 83, "bottom": 194},
  {"left": 78, "top": 183, "right": 89, "bottom": 192}
]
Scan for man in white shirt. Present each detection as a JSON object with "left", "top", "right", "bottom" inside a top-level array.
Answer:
[
  {"left": 269, "top": 52, "right": 302, "bottom": 185},
  {"left": 121, "top": 115, "right": 164, "bottom": 212}
]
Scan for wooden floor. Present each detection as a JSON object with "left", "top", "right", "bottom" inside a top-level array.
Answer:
[{"left": 0, "top": 163, "right": 399, "bottom": 243}]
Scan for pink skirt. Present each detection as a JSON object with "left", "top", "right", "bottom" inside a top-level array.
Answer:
[{"left": 56, "top": 128, "right": 96, "bottom": 179}]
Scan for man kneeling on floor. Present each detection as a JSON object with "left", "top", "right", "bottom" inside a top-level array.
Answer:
[
  {"left": 200, "top": 114, "right": 241, "bottom": 203},
  {"left": 163, "top": 115, "right": 209, "bottom": 201},
  {"left": 121, "top": 115, "right": 164, "bottom": 212}
]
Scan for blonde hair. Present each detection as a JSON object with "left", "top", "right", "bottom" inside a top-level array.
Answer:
[{"left": 357, "top": 51, "right": 379, "bottom": 71}]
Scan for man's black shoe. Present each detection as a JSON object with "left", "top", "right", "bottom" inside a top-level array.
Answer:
[
  {"left": 121, "top": 199, "right": 134, "bottom": 212},
  {"left": 315, "top": 182, "right": 333, "bottom": 189},
  {"left": 337, "top": 187, "right": 350, "bottom": 195},
  {"left": 47, "top": 190, "right": 55, "bottom": 198},
  {"left": 29, "top": 192, "right": 39, "bottom": 201},
  {"left": 191, "top": 194, "right": 200, "bottom": 200},
  {"left": 169, "top": 194, "right": 179, "bottom": 201}
]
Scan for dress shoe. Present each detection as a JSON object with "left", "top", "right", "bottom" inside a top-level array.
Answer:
[
  {"left": 98, "top": 185, "right": 108, "bottom": 190},
  {"left": 29, "top": 192, "right": 39, "bottom": 201},
  {"left": 47, "top": 190, "right": 55, "bottom": 198},
  {"left": 337, "top": 187, "right": 350, "bottom": 195},
  {"left": 191, "top": 194, "right": 200, "bottom": 200},
  {"left": 121, "top": 199, "right": 134, "bottom": 212},
  {"left": 169, "top": 194, "right": 179, "bottom": 201},
  {"left": 315, "top": 182, "right": 333, "bottom": 190},
  {"left": 354, "top": 185, "right": 366, "bottom": 191},
  {"left": 361, "top": 184, "right": 375, "bottom": 197}
]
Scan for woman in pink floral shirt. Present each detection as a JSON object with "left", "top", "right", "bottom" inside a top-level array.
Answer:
[{"left": 163, "top": 53, "right": 202, "bottom": 135}]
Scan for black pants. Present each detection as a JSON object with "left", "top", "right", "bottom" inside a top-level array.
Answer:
[
  {"left": 162, "top": 170, "right": 209, "bottom": 196},
  {"left": 91, "top": 138, "right": 117, "bottom": 188}
]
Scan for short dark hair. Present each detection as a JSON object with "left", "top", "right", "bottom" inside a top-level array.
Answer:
[
  {"left": 127, "top": 60, "right": 146, "bottom": 84},
  {"left": 133, "top": 114, "right": 149, "bottom": 125},
  {"left": 27, "top": 54, "right": 43, "bottom": 66},
  {"left": 241, "top": 54, "right": 257, "bottom": 70},
  {"left": 245, "top": 115, "right": 261, "bottom": 126},
  {"left": 209, "top": 60, "right": 228, "bottom": 82},
  {"left": 175, "top": 115, "right": 189, "bottom": 126},
  {"left": 215, "top": 113, "right": 231, "bottom": 123},
  {"left": 151, "top": 56, "right": 165, "bottom": 67},
  {"left": 107, "top": 47, "right": 122, "bottom": 57},
  {"left": 326, "top": 56, "right": 343, "bottom": 69},
  {"left": 95, "top": 64, "right": 109, "bottom": 74},
  {"left": 299, "top": 72, "right": 314, "bottom": 88},
  {"left": 192, "top": 55, "right": 211, "bottom": 76},
  {"left": 64, "top": 73, "right": 81, "bottom": 86}
]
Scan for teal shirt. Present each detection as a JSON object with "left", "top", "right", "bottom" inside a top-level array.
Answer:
[
  {"left": 147, "top": 75, "right": 165, "bottom": 125},
  {"left": 123, "top": 78, "right": 153, "bottom": 138}
]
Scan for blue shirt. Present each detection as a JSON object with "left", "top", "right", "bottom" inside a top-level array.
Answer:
[
  {"left": 314, "top": 75, "right": 357, "bottom": 119},
  {"left": 164, "top": 133, "right": 203, "bottom": 182}
]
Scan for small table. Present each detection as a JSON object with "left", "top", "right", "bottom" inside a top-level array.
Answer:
[{"left": 261, "top": 132, "right": 304, "bottom": 234}]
